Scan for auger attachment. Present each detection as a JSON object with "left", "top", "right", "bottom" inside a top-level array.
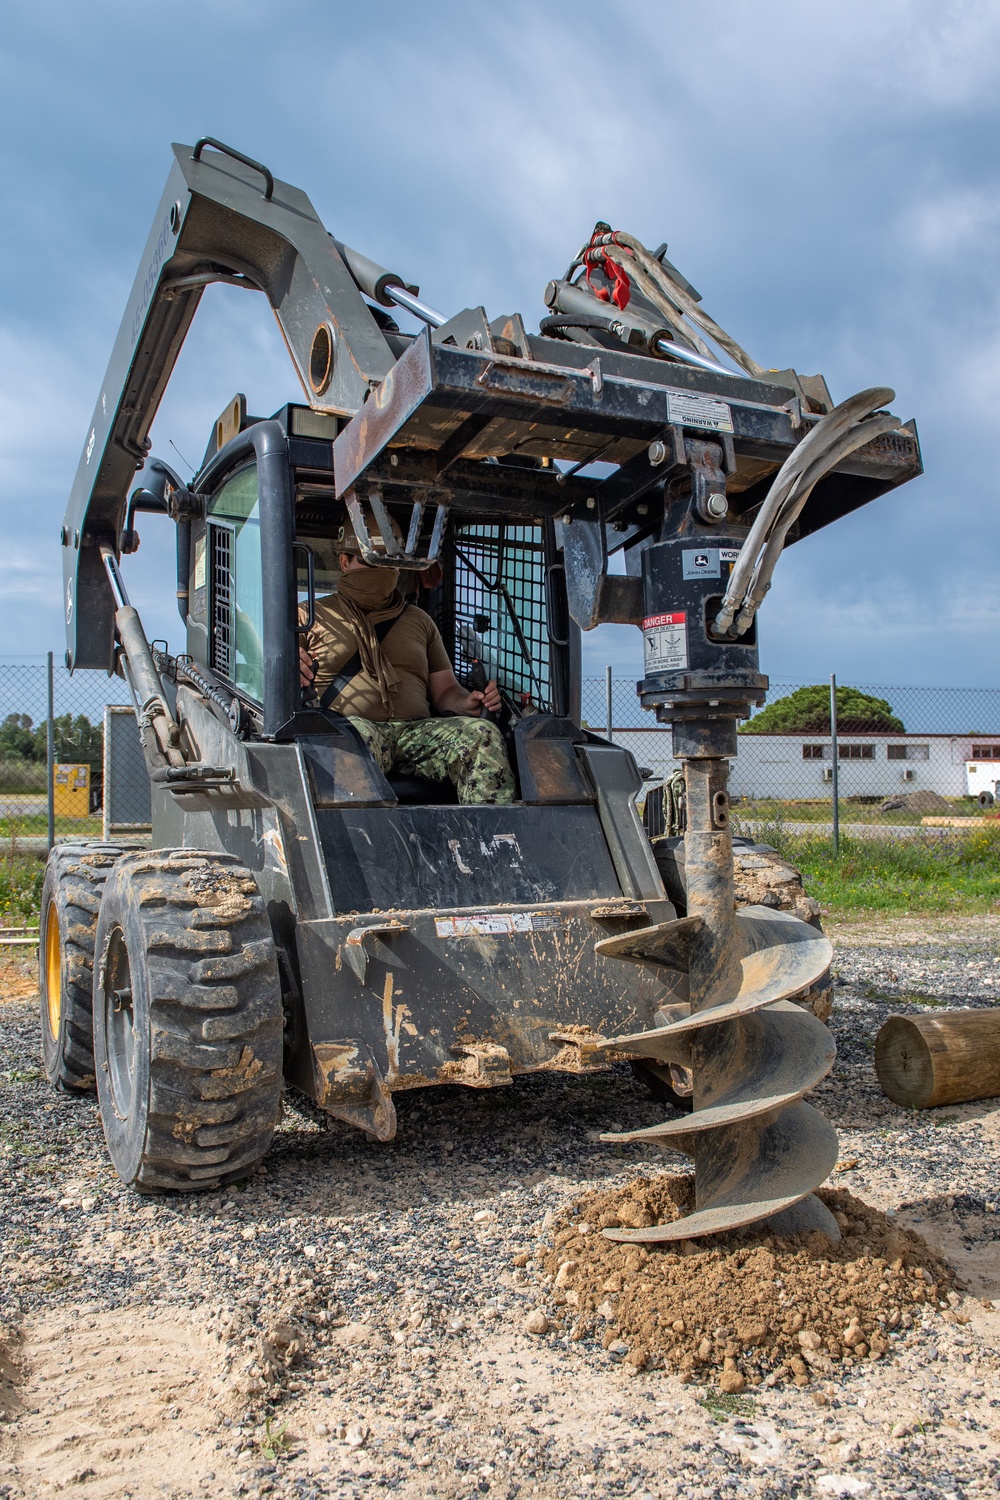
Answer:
[
  {"left": 597, "top": 755, "right": 839, "bottom": 1243},
  {"left": 587, "top": 435, "right": 851, "bottom": 1242}
]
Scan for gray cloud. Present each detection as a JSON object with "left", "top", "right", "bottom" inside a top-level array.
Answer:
[{"left": 1, "top": 0, "right": 998, "bottom": 696}]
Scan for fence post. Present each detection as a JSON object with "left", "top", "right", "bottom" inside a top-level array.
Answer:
[
  {"left": 605, "top": 665, "right": 613, "bottom": 742},
  {"left": 829, "top": 672, "right": 840, "bottom": 857},
  {"left": 46, "top": 651, "right": 55, "bottom": 853}
]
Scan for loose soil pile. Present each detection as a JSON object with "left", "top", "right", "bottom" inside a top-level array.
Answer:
[
  {"left": 0, "top": 956, "right": 38, "bottom": 1002},
  {"left": 535, "top": 1175, "right": 956, "bottom": 1392}
]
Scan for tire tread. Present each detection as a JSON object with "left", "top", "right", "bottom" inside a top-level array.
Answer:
[
  {"left": 40, "top": 842, "right": 129, "bottom": 1092},
  {"left": 96, "top": 850, "right": 282, "bottom": 1192}
]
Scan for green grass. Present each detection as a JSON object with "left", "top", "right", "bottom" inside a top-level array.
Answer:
[
  {"left": 764, "top": 823, "right": 1000, "bottom": 917},
  {"left": 0, "top": 851, "right": 44, "bottom": 926},
  {"left": 0, "top": 814, "right": 102, "bottom": 839},
  {"left": 257, "top": 1417, "right": 291, "bottom": 1460}
]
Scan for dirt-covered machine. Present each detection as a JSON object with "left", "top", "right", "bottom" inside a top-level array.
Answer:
[{"left": 41, "top": 139, "right": 921, "bottom": 1235}]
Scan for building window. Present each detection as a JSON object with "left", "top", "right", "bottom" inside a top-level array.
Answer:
[
  {"left": 887, "top": 744, "right": 929, "bottom": 761},
  {"left": 972, "top": 744, "right": 1000, "bottom": 760},
  {"left": 802, "top": 744, "right": 827, "bottom": 760},
  {"left": 839, "top": 744, "right": 874, "bottom": 760}
]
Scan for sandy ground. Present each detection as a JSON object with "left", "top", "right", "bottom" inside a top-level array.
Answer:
[{"left": 0, "top": 926, "right": 999, "bottom": 1500}]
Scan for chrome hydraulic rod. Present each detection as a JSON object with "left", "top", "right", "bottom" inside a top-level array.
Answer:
[
  {"left": 384, "top": 284, "right": 448, "bottom": 328},
  {"left": 652, "top": 336, "right": 750, "bottom": 380}
]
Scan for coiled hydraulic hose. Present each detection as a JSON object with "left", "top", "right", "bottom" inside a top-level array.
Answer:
[
  {"left": 713, "top": 388, "right": 902, "bottom": 637},
  {"left": 573, "top": 228, "right": 767, "bottom": 378}
]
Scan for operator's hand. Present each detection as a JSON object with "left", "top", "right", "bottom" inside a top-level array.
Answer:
[
  {"left": 469, "top": 678, "right": 502, "bottom": 715},
  {"left": 299, "top": 645, "right": 318, "bottom": 689}
]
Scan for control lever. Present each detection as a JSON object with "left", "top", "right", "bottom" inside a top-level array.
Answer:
[{"left": 468, "top": 658, "right": 499, "bottom": 726}]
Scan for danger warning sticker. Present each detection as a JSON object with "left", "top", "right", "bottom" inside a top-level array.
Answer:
[
  {"left": 643, "top": 611, "right": 688, "bottom": 672},
  {"left": 666, "top": 389, "right": 734, "bottom": 433}
]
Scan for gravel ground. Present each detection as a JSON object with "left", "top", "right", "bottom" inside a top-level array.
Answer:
[{"left": 0, "top": 919, "right": 998, "bottom": 1500}]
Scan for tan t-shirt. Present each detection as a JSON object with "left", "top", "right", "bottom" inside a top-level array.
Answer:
[{"left": 303, "top": 595, "right": 452, "bottom": 721}]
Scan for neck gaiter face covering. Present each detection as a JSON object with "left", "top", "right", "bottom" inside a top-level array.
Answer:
[
  {"left": 337, "top": 566, "right": 401, "bottom": 610},
  {"left": 335, "top": 566, "right": 405, "bottom": 711}
]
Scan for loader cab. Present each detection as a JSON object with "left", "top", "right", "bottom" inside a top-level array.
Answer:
[{"left": 183, "top": 401, "right": 584, "bottom": 800}]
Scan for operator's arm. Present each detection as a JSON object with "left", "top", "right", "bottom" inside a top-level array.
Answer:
[{"left": 429, "top": 669, "right": 501, "bottom": 716}]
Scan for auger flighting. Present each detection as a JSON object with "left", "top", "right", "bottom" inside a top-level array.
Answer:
[
  {"left": 582, "top": 348, "right": 899, "bottom": 1246},
  {"left": 593, "top": 542, "right": 843, "bottom": 1240}
]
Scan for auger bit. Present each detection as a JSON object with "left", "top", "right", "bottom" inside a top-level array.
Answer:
[{"left": 596, "top": 753, "right": 840, "bottom": 1245}]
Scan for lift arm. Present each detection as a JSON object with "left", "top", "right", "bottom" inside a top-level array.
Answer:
[{"left": 62, "top": 139, "right": 399, "bottom": 670}]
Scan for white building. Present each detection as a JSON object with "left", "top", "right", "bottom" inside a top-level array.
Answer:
[{"left": 600, "top": 728, "right": 1000, "bottom": 802}]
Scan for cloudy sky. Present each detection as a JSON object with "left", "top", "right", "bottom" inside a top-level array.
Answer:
[{"left": 1, "top": 0, "right": 998, "bottom": 693}]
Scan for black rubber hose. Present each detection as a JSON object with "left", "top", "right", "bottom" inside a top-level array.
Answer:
[{"left": 539, "top": 312, "right": 623, "bottom": 335}]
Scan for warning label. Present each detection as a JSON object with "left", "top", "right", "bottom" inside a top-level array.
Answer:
[
  {"left": 643, "top": 611, "right": 689, "bottom": 672},
  {"left": 666, "top": 389, "right": 734, "bottom": 433},
  {"left": 435, "top": 911, "right": 562, "bottom": 939}
]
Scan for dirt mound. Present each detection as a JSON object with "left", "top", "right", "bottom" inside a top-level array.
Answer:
[
  {"left": 0, "top": 1322, "right": 22, "bottom": 1421},
  {"left": 732, "top": 847, "right": 832, "bottom": 1020},
  {"left": 535, "top": 1175, "right": 955, "bottom": 1391},
  {"left": 733, "top": 846, "right": 822, "bottom": 927},
  {"left": 879, "top": 790, "right": 951, "bottom": 813}
]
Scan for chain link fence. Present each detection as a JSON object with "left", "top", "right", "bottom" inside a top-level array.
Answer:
[
  {"left": 2, "top": 659, "right": 998, "bottom": 872},
  {"left": 0, "top": 656, "right": 144, "bottom": 860},
  {"left": 581, "top": 671, "right": 1000, "bottom": 844}
]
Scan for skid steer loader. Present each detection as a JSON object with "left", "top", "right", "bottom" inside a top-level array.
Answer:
[{"left": 41, "top": 139, "right": 921, "bottom": 1239}]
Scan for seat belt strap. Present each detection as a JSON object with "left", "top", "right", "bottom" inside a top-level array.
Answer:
[{"left": 318, "top": 610, "right": 407, "bottom": 711}]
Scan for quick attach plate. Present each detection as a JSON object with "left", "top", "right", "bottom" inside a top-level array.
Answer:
[{"left": 331, "top": 328, "right": 922, "bottom": 533}]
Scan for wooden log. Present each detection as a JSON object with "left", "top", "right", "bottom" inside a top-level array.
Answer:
[{"left": 875, "top": 1010, "right": 1000, "bottom": 1109}]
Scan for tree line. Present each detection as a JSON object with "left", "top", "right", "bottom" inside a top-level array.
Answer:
[{"left": 0, "top": 714, "right": 103, "bottom": 770}]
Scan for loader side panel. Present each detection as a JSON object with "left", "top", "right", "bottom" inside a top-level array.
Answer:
[{"left": 315, "top": 804, "right": 621, "bottom": 912}]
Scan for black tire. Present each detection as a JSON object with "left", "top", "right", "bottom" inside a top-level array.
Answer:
[
  {"left": 979, "top": 790, "right": 994, "bottom": 808},
  {"left": 92, "top": 849, "right": 283, "bottom": 1192},
  {"left": 40, "top": 842, "right": 127, "bottom": 1092}
]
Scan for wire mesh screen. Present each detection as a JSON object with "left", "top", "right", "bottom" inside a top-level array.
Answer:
[
  {"left": 209, "top": 524, "right": 233, "bottom": 680},
  {"left": 449, "top": 523, "right": 553, "bottom": 712},
  {"left": 0, "top": 659, "right": 140, "bottom": 871}
]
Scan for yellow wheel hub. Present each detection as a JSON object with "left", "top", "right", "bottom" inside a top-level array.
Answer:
[{"left": 44, "top": 905, "right": 62, "bottom": 1038}]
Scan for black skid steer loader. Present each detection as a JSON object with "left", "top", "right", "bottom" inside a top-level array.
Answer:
[{"left": 41, "top": 139, "right": 921, "bottom": 1241}]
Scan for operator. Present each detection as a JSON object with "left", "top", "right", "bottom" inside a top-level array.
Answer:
[{"left": 299, "top": 516, "right": 515, "bottom": 805}]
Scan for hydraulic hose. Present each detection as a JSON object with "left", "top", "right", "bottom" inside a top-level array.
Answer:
[
  {"left": 578, "top": 229, "right": 767, "bottom": 378},
  {"left": 540, "top": 311, "right": 633, "bottom": 337},
  {"left": 713, "top": 388, "right": 901, "bottom": 637}
]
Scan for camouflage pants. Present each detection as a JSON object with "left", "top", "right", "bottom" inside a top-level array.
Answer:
[{"left": 348, "top": 716, "right": 516, "bottom": 805}]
